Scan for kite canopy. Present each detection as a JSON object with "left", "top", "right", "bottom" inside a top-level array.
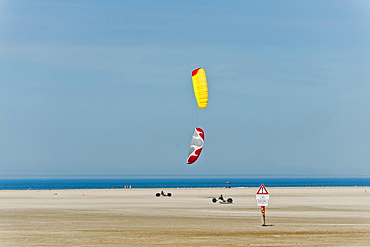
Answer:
[
  {"left": 191, "top": 68, "right": 208, "bottom": 109},
  {"left": 187, "top": 127, "right": 205, "bottom": 165}
]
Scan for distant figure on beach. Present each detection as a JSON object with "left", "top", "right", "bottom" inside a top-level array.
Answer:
[
  {"left": 161, "top": 191, "right": 166, "bottom": 196},
  {"left": 218, "top": 194, "right": 225, "bottom": 202}
]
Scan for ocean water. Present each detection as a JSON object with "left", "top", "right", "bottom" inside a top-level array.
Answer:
[{"left": 0, "top": 177, "right": 369, "bottom": 190}]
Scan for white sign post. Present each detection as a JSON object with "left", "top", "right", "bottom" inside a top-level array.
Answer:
[{"left": 256, "top": 184, "right": 269, "bottom": 226}]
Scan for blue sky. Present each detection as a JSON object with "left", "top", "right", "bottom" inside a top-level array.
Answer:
[{"left": 1, "top": 0, "right": 370, "bottom": 178}]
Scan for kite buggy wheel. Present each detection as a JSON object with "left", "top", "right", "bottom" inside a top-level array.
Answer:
[
  {"left": 227, "top": 198, "right": 233, "bottom": 203},
  {"left": 155, "top": 193, "right": 160, "bottom": 197},
  {"left": 167, "top": 193, "right": 172, "bottom": 197},
  {"left": 212, "top": 198, "right": 217, "bottom": 203}
]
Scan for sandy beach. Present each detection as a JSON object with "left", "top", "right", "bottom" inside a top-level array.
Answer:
[{"left": 0, "top": 187, "right": 369, "bottom": 246}]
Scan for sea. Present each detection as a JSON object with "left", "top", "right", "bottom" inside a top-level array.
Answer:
[{"left": 0, "top": 177, "right": 369, "bottom": 190}]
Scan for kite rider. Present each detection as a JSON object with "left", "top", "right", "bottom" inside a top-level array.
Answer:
[{"left": 218, "top": 194, "right": 225, "bottom": 202}]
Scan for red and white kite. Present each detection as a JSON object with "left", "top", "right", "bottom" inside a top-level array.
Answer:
[{"left": 187, "top": 127, "right": 205, "bottom": 165}]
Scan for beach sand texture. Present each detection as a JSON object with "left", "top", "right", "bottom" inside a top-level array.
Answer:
[{"left": 1, "top": 187, "right": 369, "bottom": 246}]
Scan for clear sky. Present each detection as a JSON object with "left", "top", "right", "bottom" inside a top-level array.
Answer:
[{"left": 1, "top": 0, "right": 370, "bottom": 178}]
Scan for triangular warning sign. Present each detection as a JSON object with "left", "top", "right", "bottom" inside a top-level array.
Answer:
[{"left": 256, "top": 184, "right": 269, "bottom": 194}]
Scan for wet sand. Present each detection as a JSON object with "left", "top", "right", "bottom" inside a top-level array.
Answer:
[{"left": 1, "top": 187, "right": 369, "bottom": 246}]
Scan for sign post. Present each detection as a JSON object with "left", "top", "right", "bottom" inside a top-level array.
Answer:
[
  {"left": 260, "top": 206, "right": 266, "bottom": 226},
  {"left": 256, "top": 184, "right": 269, "bottom": 226}
]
